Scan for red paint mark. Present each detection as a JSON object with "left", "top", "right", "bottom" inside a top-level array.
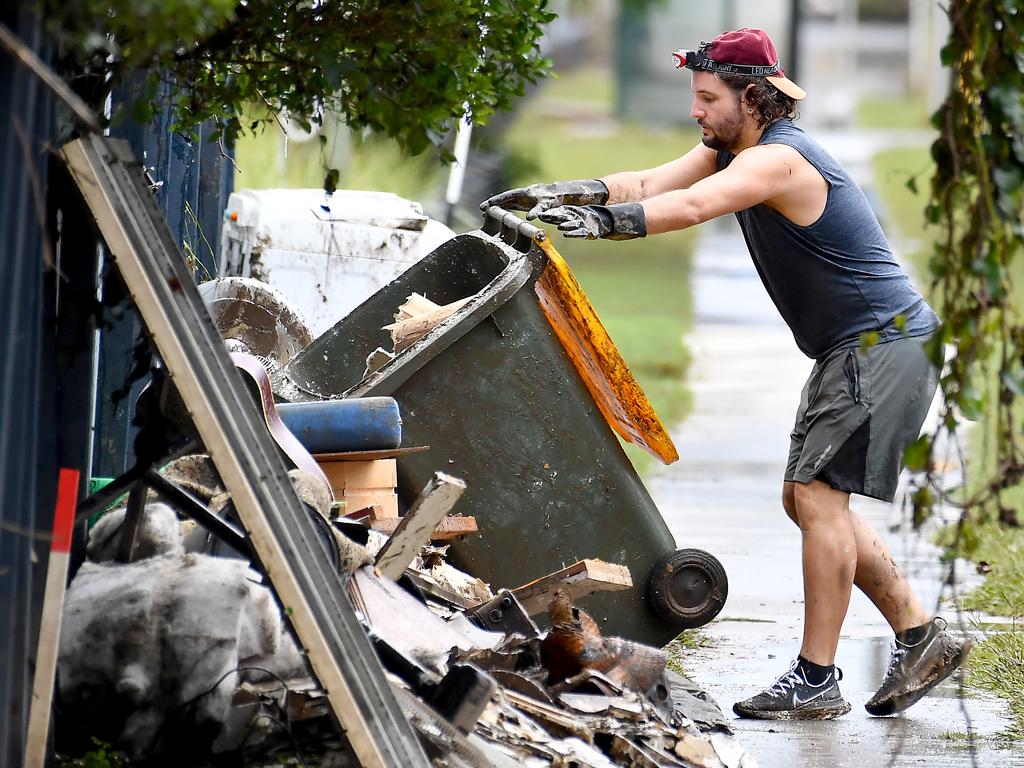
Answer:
[{"left": 51, "top": 468, "right": 80, "bottom": 553}]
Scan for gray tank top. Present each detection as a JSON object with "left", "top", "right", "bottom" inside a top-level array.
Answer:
[{"left": 716, "top": 120, "right": 938, "bottom": 360}]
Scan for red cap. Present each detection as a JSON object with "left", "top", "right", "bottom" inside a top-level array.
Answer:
[{"left": 684, "top": 28, "right": 806, "bottom": 101}]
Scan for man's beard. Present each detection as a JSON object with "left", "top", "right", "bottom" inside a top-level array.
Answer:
[{"left": 699, "top": 107, "right": 745, "bottom": 152}]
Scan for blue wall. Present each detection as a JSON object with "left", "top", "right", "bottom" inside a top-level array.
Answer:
[
  {"left": 0, "top": 9, "right": 61, "bottom": 766},
  {"left": 0, "top": 8, "right": 233, "bottom": 763}
]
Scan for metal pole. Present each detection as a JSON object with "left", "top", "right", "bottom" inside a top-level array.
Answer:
[{"left": 444, "top": 109, "right": 473, "bottom": 228}]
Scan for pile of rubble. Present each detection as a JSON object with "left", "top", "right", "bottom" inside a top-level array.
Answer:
[{"left": 58, "top": 459, "right": 751, "bottom": 767}]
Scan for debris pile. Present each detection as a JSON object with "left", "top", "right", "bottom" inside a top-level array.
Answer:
[{"left": 59, "top": 462, "right": 752, "bottom": 767}]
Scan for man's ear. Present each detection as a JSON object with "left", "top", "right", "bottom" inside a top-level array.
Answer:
[{"left": 741, "top": 84, "right": 759, "bottom": 118}]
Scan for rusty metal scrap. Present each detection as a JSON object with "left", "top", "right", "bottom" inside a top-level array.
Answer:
[{"left": 541, "top": 591, "right": 669, "bottom": 699}]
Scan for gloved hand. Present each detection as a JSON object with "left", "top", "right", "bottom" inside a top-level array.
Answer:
[
  {"left": 538, "top": 203, "right": 647, "bottom": 241},
  {"left": 480, "top": 179, "right": 609, "bottom": 219}
]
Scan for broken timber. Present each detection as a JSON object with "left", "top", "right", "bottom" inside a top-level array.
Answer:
[
  {"left": 384, "top": 294, "right": 472, "bottom": 352},
  {"left": 369, "top": 514, "right": 478, "bottom": 541},
  {"left": 24, "top": 469, "right": 79, "bottom": 768},
  {"left": 512, "top": 559, "right": 633, "bottom": 616},
  {"left": 375, "top": 472, "right": 466, "bottom": 580},
  {"left": 60, "top": 135, "right": 430, "bottom": 768}
]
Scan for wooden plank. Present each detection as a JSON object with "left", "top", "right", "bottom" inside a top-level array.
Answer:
[
  {"left": 511, "top": 559, "right": 633, "bottom": 616},
  {"left": 375, "top": 472, "right": 465, "bottom": 580},
  {"left": 403, "top": 571, "right": 478, "bottom": 610},
  {"left": 24, "top": 468, "right": 80, "bottom": 768},
  {"left": 312, "top": 445, "right": 429, "bottom": 462},
  {"left": 369, "top": 515, "right": 478, "bottom": 541},
  {"left": 394, "top": 292, "right": 440, "bottom": 320},
  {"left": 502, "top": 689, "right": 592, "bottom": 739},
  {"left": 346, "top": 491, "right": 399, "bottom": 518}
]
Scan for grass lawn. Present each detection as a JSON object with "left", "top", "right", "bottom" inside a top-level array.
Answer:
[
  {"left": 857, "top": 94, "right": 932, "bottom": 131},
  {"left": 503, "top": 66, "right": 699, "bottom": 474},
  {"left": 233, "top": 117, "right": 445, "bottom": 201},
  {"left": 867, "top": 98, "right": 1024, "bottom": 738}
]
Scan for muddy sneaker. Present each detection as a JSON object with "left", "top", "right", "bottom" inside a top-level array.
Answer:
[
  {"left": 733, "top": 661, "right": 852, "bottom": 720},
  {"left": 865, "top": 617, "right": 972, "bottom": 716}
]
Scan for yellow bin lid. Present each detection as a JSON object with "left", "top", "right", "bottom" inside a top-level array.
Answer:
[{"left": 533, "top": 237, "right": 679, "bottom": 465}]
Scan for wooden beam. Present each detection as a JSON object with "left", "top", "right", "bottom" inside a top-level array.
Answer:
[
  {"left": 0, "top": 21, "right": 103, "bottom": 133},
  {"left": 312, "top": 445, "right": 429, "bottom": 462},
  {"left": 375, "top": 472, "right": 465, "bottom": 580},
  {"left": 369, "top": 514, "right": 478, "bottom": 541},
  {"left": 24, "top": 468, "right": 79, "bottom": 768},
  {"left": 511, "top": 559, "right": 633, "bottom": 616},
  {"left": 114, "top": 481, "right": 149, "bottom": 563}
]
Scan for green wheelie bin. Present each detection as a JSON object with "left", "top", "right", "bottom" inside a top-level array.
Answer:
[{"left": 282, "top": 208, "right": 727, "bottom": 646}]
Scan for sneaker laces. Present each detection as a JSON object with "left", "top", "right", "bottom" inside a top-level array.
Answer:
[
  {"left": 883, "top": 645, "right": 908, "bottom": 680},
  {"left": 886, "top": 616, "right": 946, "bottom": 679},
  {"left": 767, "top": 662, "right": 804, "bottom": 697}
]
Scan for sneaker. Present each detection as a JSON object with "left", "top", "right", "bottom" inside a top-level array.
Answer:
[
  {"left": 733, "top": 661, "right": 852, "bottom": 720},
  {"left": 865, "top": 617, "right": 973, "bottom": 716}
]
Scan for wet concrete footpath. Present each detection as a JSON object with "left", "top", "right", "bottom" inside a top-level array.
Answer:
[{"left": 648, "top": 212, "right": 1024, "bottom": 767}]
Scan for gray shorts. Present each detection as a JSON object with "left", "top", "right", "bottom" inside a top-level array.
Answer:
[{"left": 785, "top": 335, "right": 939, "bottom": 502}]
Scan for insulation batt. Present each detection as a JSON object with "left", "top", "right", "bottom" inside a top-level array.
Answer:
[
  {"left": 85, "top": 501, "right": 184, "bottom": 562},
  {"left": 58, "top": 552, "right": 306, "bottom": 758}
]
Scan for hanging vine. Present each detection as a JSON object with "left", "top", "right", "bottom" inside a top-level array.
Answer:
[{"left": 909, "top": 0, "right": 1024, "bottom": 526}]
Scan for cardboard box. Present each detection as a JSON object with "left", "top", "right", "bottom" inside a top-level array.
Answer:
[{"left": 320, "top": 458, "right": 399, "bottom": 518}]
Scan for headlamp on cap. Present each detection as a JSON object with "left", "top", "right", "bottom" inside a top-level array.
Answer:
[
  {"left": 672, "top": 40, "right": 782, "bottom": 77},
  {"left": 672, "top": 41, "right": 711, "bottom": 71}
]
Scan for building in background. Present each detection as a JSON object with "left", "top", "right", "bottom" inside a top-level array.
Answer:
[{"left": 610, "top": 0, "right": 949, "bottom": 127}]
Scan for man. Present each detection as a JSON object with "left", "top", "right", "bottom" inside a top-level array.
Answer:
[{"left": 481, "top": 27, "right": 971, "bottom": 721}]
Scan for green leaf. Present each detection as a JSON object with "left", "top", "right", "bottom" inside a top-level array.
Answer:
[
  {"left": 993, "top": 165, "right": 1024, "bottom": 218},
  {"left": 131, "top": 98, "right": 153, "bottom": 124},
  {"left": 41, "top": 0, "right": 556, "bottom": 154},
  {"left": 859, "top": 330, "right": 879, "bottom": 352},
  {"left": 911, "top": 486, "right": 936, "bottom": 527},
  {"left": 323, "top": 168, "right": 340, "bottom": 195},
  {"left": 960, "top": 391, "right": 985, "bottom": 422},
  {"left": 903, "top": 435, "right": 933, "bottom": 472}
]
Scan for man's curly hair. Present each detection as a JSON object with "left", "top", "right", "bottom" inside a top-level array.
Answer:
[{"left": 716, "top": 73, "right": 797, "bottom": 128}]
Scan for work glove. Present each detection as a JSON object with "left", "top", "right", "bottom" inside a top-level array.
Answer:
[
  {"left": 480, "top": 179, "right": 609, "bottom": 219},
  {"left": 538, "top": 203, "right": 647, "bottom": 241}
]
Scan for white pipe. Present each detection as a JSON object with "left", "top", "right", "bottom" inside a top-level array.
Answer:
[{"left": 445, "top": 110, "right": 473, "bottom": 207}]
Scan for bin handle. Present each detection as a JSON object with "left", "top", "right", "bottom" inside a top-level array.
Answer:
[
  {"left": 481, "top": 206, "right": 547, "bottom": 254},
  {"left": 343, "top": 224, "right": 542, "bottom": 399}
]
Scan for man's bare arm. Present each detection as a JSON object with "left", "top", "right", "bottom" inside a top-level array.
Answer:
[
  {"left": 601, "top": 142, "right": 718, "bottom": 203},
  {"left": 640, "top": 144, "right": 798, "bottom": 234}
]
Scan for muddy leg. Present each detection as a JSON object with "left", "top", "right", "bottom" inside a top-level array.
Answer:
[{"left": 783, "top": 481, "right": 930, "bottom": 636}]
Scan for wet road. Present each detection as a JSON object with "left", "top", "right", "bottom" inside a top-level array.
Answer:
[{"left": 649, "top": 212, "right": 1024, "bottom": 767}]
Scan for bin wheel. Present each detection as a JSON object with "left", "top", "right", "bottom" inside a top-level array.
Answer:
[{"left": 647, "top": 548, "right": 728, "bottom": 629}]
